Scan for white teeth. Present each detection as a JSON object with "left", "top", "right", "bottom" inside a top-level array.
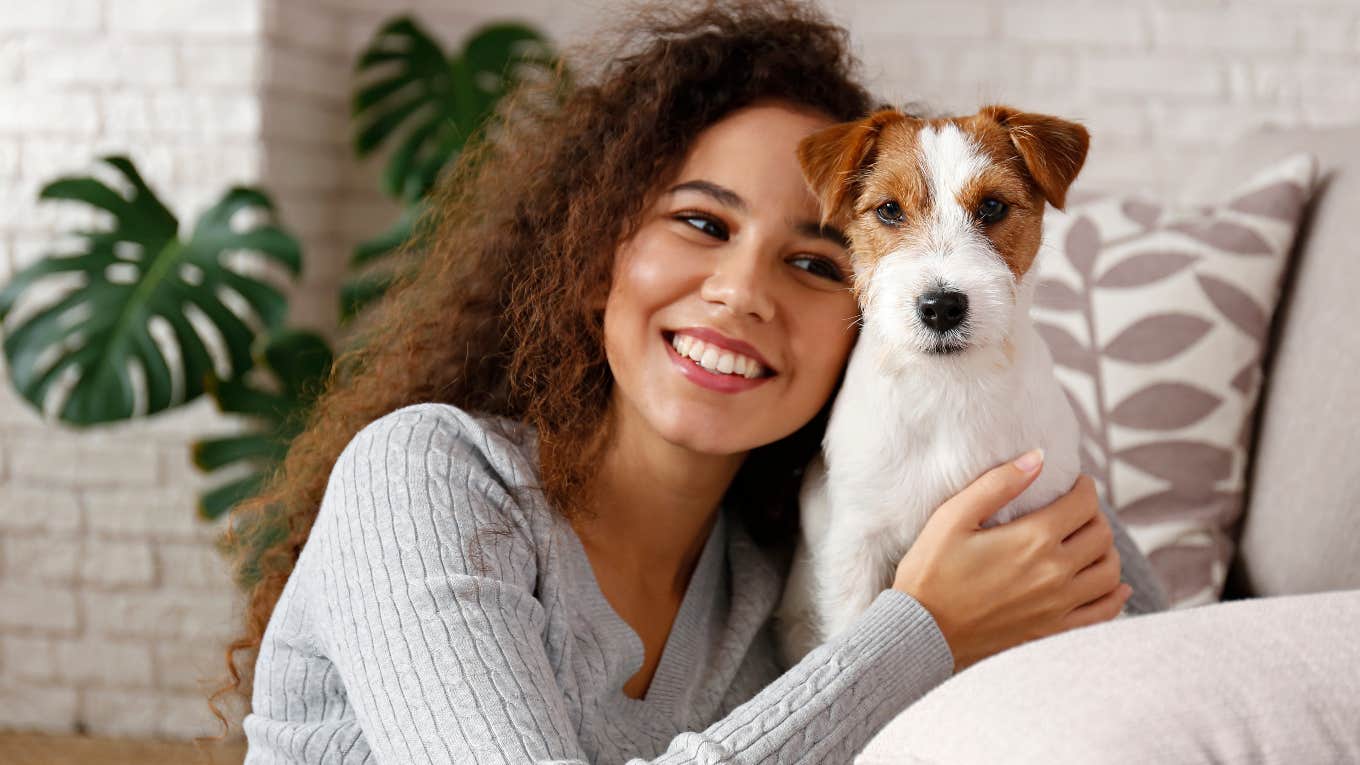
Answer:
[
  {"left": 699, "top": 346, "right": 719, "bottom": 369},
  {"left": 669, "top": 333, "right": 766, "bottom": 378}
]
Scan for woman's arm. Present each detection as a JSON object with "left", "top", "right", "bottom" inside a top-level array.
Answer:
[
  {"left": 1102, "top": 500, "right": 1171, "bottom": 615},
  {"left": 297, "top": 405, "right": 954, "bottom": 764}
]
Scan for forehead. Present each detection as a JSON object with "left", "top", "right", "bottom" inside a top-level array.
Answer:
[
  {"left": 680, "top": 104, "right": 833, "bottom": 181},
  {"left": 868, "top": 116, "right": 1027, "bottom": 201}
]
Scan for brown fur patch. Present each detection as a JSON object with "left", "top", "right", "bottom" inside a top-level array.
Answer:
[
  {"left": 955, "top": 116, "right": 1049, "bottom": 280},
  {"left": 798, "top": 104, "right": 1090, "bottom": 295},
  {"left": 839, "top": 118, "right": 927, "bottom": 302},
  {"left": 977, "top": 105, "right": 1090, "bottom": 211},
  {"left": 797, "top": 109, "right": 907, "bottom": 227}
]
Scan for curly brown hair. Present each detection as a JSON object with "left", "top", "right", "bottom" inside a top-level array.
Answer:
[{"left": 205, "top": 0, "right": 875, "bottom": 741}]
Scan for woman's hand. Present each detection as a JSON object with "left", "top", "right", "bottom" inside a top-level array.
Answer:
[{"left": 891, "top": 451, "right": 1131, "bottom": 673}]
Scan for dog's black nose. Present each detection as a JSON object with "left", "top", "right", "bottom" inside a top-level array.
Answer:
[{"left": 917, "top": 290, "right": 968, "bottom": 333}]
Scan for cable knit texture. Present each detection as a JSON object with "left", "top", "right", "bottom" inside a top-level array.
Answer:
[{"left": 242, "top": 402, "right": 1168, "bottom": 763}]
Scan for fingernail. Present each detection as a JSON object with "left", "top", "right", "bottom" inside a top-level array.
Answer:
[
  {"left": 1121, "top": 584, "right": 1134, "bottom": 599},
  {"left": 1013, "top": 448, "right": 1044, "bottom": 473}
]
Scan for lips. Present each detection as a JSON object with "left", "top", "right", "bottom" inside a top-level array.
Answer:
[
  {"left": 662, "top": 331, "right": 774, "bottom": 394},
  {"left": 666, "top": 326, "right": 777, "bottom": 374}
]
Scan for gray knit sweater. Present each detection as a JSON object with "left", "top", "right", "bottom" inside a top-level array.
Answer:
[{"left": 243, "top": 402, "right": 1168, "bottom": 763}]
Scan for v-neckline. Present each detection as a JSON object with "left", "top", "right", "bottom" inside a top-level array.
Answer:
[{"left": 563, "top": 508, "right": 727, "bottom": 721}]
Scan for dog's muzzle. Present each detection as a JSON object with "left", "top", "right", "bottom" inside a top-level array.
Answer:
[
  {"left": 917, "top": 290, "right": 968, "bottom": 333},
  {"left": 915, "top": 289, "right": 971, "bottom": 354}
]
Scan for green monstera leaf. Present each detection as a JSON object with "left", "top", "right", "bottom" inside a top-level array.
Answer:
[
  {"left": 344, "top": 18, "right": 559, "bottom": 321},
  {"left": 353, "top": 17, "right": 555, "bottom": 203},
  {"left": 340, "top": 201, "right": 422, "bottom": 322},
  {"left": 199, "top": 328, "right": 333, "bottom": 589},
  {"left": 193, "top": 327, "right": 333, "bottom": 521},
  {"left": 0, "top": 156, "right": 301, "bottom": 425}
]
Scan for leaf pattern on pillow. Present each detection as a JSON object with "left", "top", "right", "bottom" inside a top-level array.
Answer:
[
  {"left": 1197, "top": 275, "right": 1268, "bottom": 340},
  {"left": 1102, "top": 314, "right": 1213, "bottom": 363},
  {"left": 1032, "top": 153, "right": 1317, "bottom": 608},
  {"left": 1168, "top": 220, "right": 1275, "bottom": 255},
  {"left": 1108, "top": 383, "right": 1221, "bottom": 430},
  {"left": 1094, "top": 251, "right": 1197, "bottom": 288}
]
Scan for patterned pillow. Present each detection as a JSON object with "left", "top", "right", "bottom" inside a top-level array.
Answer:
[{"left": 1033, "top": 154, "right": 1317, "bottom": 608}]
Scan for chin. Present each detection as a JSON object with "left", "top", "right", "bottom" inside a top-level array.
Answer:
[{"left": 657, "top": 420, "right": 757, "bottom": 456}]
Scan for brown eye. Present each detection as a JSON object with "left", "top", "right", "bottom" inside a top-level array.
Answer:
[
  {"left": 677, "top": 213, "right": 728, "bottom": 240},
  {"left": 875, "top": 200, "right": 904, "bottom": 226},
  {"left": 977, "top": 198, "right": 1008, "bottom": 224},
  {"left": 790, "top": 255, "right": 846, "bottom": 283}
]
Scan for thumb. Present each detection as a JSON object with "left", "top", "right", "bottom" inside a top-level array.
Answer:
[{"left": 940, "top": 448, "right": 1045, "bottom": 531}]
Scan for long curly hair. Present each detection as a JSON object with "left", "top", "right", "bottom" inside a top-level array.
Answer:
[{"left": 205, "top": 0, "right": 874, "bottom": 739}]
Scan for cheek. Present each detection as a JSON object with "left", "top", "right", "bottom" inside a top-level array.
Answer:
[
  {"left": 798, "top": 293, "right": 860, "bottom": 383},
  {"left": 605, "top": 230, "right": 685, "bottom": 321},
  {"left": 603, "top": 229, "right": 700, "bottom": 380},
  {"left": 603, "top": 248, "right": 648, "bottom": 332}
]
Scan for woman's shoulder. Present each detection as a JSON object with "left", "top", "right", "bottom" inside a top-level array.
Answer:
[
  {"left": 319, "top": 402, "right": 553, "bottom": 584},
  {"left": 343, "top": 402, "right": 542, "bottom": 496}
]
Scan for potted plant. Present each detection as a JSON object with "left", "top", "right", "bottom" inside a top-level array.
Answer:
[{"left": 0, "top": 16, "right": 561, "bottom": 587}]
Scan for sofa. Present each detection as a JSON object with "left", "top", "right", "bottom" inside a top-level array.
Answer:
[{"left": 856, "top": 126, "right": 1360, "bottom": 764}]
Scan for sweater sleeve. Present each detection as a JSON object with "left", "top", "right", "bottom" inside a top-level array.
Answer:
[
  {"left": 307, "top": 405, "right": 955, "bottom": 764},
  {"left": 1103, "top": 500, "right": 1171, "bottom": 615},
  {"left": 646, "top": 589, "right": 953, "bottom": 763}
]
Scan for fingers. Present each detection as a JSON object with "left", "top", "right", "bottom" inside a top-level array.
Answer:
[
  {"left": 1069, "top": 551, "right": 1122, "bottom": 605},
  {"left": 940, "top": 448, "right": 1046, "bottom": 532},
  {"left": 1060, "top": 508, "right": 1116, "bottom": 571},
  {"left": 1011, "top": 473, "right": 1102, "bottom": 543},
  {"left": 1061, "top": 580, "right": 1132, "bottom": 630}
]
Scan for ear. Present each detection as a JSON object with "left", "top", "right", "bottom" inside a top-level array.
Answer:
[
  {"left": 979, "top": 105, "right": 1090, "bottom": 210},
  {"left": 798, "top": 108, "right": 906, "bottom": 226}
]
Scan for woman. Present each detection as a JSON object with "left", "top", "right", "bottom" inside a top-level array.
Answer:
[{"left": 211, "top": 1, "right": 1168, "bottom": 762}]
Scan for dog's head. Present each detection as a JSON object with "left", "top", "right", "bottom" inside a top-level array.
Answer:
[{"left": 798, "top": 105, "right": 1088, "bottom": 367}]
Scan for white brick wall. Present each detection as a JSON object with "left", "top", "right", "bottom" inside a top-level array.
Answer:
[
  {"left": 0, "top": 0, "right": 273, "bottom": 741},
  {"left": 836, "top": 0, "right": 1360, "bottom": 195},
  {"left": 0, "top": 0, "right": 1357, "bottom": 743}
]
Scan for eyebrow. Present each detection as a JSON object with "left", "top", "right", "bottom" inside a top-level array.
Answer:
[
  {"left": 668, "top": 180, "right": 748, "bottom": 212},
  {"left": 795, "top": 220, "right": 850, "bottom": 250},
  {"left": 668, "top": 179, "right": 851, "bottom": 250}
]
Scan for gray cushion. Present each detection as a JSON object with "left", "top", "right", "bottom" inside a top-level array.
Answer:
[
  {"left": 857, "top": 589, "right": 1360, "bottom": 764},
  {"left": 1184, "top": 126, "right": 1360, "bottom": 598}
]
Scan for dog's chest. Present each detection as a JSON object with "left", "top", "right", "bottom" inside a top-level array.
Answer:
[
  {"left": 816, "top": 334, "right": 1076, "bottom": 544},
  {"left": 825, "top": 389, "right": 1008, "bottom": 542}
]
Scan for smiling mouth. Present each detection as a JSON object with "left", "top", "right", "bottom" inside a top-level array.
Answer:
[{"left": 662, "top": 331, "right": 777, "bottom": 379}]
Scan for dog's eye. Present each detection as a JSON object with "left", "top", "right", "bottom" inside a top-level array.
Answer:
[
  {"left": 875, "top": 201, "right": 905, "bottom": 226},
  {"left": 977, "top": 198, "right": 1008, "bottom": 224}
]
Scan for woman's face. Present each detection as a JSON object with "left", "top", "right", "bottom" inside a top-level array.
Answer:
[{"left": 602, "top": 102, "right": 859, "bottom": 457}]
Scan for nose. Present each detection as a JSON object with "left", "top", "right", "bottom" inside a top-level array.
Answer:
[
  {"left": 699, "top": 241, "right": 776, "bottom": 321},
  {"left": 917, "top": 290, "right": 968, "bottom": 333}
]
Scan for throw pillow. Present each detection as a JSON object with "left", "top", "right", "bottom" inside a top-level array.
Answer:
[{"left": 1032, "top": 153, "right": 1317, "bottom": 608}]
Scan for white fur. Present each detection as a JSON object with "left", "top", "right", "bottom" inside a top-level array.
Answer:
[{"left": 774, "top": 125, "right": 1083, "bottom": 665}]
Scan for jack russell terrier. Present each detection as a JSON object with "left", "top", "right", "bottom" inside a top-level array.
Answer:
[{"left": 774, "top": 105, "right": 1093, "bottom": 664}]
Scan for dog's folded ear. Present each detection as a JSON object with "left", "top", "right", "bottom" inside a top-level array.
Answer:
[
  {"left": 980, "top": 105, "right": 1090, "bottom": 211},
  {"left": 798, "top": 108, "right": 906, "bottom": 227}
]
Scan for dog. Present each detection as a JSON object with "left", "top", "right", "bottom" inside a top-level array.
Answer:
[{"left": 773, "top": 105, "right": 1092, "bottom": 665}]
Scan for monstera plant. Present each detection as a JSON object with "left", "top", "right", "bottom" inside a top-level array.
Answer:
[
  {"left": 343, "top": 17, "right": 558, "bottom": 320},
  {"left": 0, "top": 16, "right": 561, "bottom": 588},
  {"left": 0, "top": 156, "right": 329, "bottom": 527},
  {"left": 192, "top": 329, "right": 334, "bottom": 519},
  {"left": 0, "top": 157, "right": 301, "bottom": 426}
]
